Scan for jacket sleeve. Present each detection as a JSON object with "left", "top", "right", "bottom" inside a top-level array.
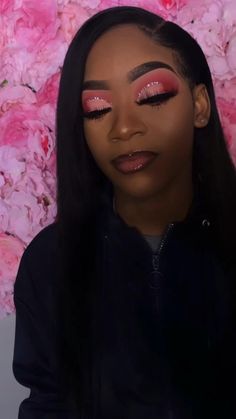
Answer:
[{"left": 12, "top": 224, "right": 78, "bottom": 419}]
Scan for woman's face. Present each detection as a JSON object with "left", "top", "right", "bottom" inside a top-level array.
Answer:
[{"left": 82, "top": 24, "right": 202, "bottom": 200}]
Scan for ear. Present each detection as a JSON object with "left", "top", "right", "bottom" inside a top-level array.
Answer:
[{"left": 192, "top": 83, "right": 211, "bottom": 128}]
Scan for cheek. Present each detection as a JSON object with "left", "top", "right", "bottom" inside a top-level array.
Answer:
[
  {"left": 83, "top": 126, "right": 98, "bottom": 166},
  {"left": 83, "top": 122, "right": 108, "bottom": 167},
  {"left": 148, "top": 106, "right": 195, "bottom": 164}
]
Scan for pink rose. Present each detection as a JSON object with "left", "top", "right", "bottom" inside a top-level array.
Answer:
[
  {"left": 214, "top": 77, "right": 236, "bottom": 102},
  {"left": 0, "top": 3, "right": 17, "bottom": 50},
  {"left": 0, "top": 46, "right": 32, "bottom": 88},
  {"left": 176, "top": 0, "right": 215, "bottom": 26},
  {"left": 75, "top": 0, "right": 101, "bottom": 10},
  {"left": 0, "top": 104, "right": 55, "bottom": 161},
  {"left": 0, "top": 85, "right": 36, "bottom": 114},
  {"left": 222, "top": 0, "right": 236, "bottom": 29},
  {"left": 21, "top": 38, "right": 68, "bottom": 91},
  {"left": 160, "top": 0, "right": 187, "bottom": 9},
  {"left": 59, "top": 3, "right": 90, "bottom": 43},
  {"left": 158, "top": 0, "right": 187, "bottom": 17},
  {"left": 0, "top": 0, "right": 14, "bottom": 14},
  {"left": 217, "top": 97, "right": 236, "bottom": 166},
  {"left": 98, "top": 0, "right": 123, "bottom": 12},
  {"left": 0, "top": 233, "right": 25, "bottom": 318},
  {"left": 0, "top": 1, "right": 68, "bottom": 92},
  {"left": 0, "top": 200, "right": 10, "bottom": 232},
  {"left": 177, "top": 0, "right": 236, "bottom": 80},
  {"left": 0, "top": 146, "right": 25, "bottom": 185},
  {"left": 36, "top": 72, "right": 60, "bottom": 107},
  {"left": 0, "top": 148, "right": 56, "bottom": 242},
  {"left": 101, "top": 0, "right": 168, "bottom": 19},
  {"left": 14, "top": 0, "right": 60, "bottom": 53},
  {"left": 226, "top": 32, "right": 236, "bottom": 74},
  {"left": 6, "top": 191, "right": 46, "bottom": 243}
]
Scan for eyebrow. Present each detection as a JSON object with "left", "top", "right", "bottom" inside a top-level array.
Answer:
[{"left": 82, "top": 61, "right": 177, "bottom": 90}]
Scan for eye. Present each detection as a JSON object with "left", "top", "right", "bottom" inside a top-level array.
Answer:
[
  {"left": 83, "top": 108, "right": 111, "bottom": 120},
  {"left": 136, "top": 82, "right": 178, "bottom": 107},
  {"left": 82, "top": 96, "right": 112, "bottom": 120},
  {"left": 137, "top": 91, "right": 177, "bottom": 106}
]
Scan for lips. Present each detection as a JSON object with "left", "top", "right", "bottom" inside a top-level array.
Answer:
[{"left": 111, "top": 150, "right": 158, "bottom": 174}]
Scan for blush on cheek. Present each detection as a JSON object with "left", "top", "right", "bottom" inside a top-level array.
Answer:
[{"left": 133, "top": 69, "right": 180, "bottom": 98}]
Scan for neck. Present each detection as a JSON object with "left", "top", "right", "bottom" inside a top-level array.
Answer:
[{"left": 113, "top": 178, "right": 194, "bottom": 236}]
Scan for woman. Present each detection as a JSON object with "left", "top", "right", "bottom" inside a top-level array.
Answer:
[{"left": 13, "top": 6, "right": 236, "bottom": 419}]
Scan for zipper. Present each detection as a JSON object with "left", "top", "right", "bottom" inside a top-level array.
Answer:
[{"left": 151, "top": 223, "right": 175, "bottom": 275}]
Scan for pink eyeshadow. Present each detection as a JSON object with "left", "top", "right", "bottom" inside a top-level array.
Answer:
[
  {"left": 133, "top": 69, "right": 180, "bottom": 98},
  {"left": 82, "top": 90, "right": 112, "bottom": 112}
]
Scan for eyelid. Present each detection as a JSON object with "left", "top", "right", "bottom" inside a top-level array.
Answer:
[
  {"left": 82, "top": 95, "right": 112, "bottom": 113},
  {"left": 82, "top": 90, "right": 112, "bottom": 101},
  {"left": 136, "top": 81, "right": 167, "bottom": 101},
  {"left": 133, "top": 69, "right": 179, "bottom": 100},
  {"left": 137, "top": 91, "right": 177, "bottom": 106}
]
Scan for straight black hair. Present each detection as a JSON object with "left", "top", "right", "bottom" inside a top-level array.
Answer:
[{"left": 55, "top": 5, "right": 236, "bottom": 411}]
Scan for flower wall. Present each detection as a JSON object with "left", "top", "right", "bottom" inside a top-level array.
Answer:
[{"left": 0, "top": 0, "right": 235, "bottom": 318}]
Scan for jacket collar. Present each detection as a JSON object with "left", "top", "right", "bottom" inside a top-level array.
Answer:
[{"left": 97, "top": 180, "right": 211, "bottom": 241}]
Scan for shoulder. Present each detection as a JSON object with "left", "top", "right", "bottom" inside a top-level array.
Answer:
[
  {"left": 15, "top": 223, "right": 59, "bottom": 295},
  {"left": 22, "top": 222, "right": 58, "bottom": 266}
]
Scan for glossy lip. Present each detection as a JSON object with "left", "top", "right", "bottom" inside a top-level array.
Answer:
[
  {"left": 111, "top": 150, "right": 158, "bottom": 164},
  {"left": 111, "top": 151, "right": 159, "bottom": 174}
]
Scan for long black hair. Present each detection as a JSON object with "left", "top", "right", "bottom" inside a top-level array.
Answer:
[{"left": 55, "top": 5, "right": 236, "bottom": 411}]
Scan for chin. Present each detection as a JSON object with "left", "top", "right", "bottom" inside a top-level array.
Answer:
[{"left": 112, "top": 176, "right": 167, "bottom": 201}]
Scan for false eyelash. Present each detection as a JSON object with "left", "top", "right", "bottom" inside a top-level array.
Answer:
[
  {"left": 137, "top": 91, "right": 176, "bottom": 106},
  {"left": 83, "top": 91, "right": 176, "bottom": 120},
  {"left": 83, "top": 107, "right": 111, "bottom": 120}
]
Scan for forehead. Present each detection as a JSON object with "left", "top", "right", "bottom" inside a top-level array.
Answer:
[{"left": 84, "top": 24, "right": 180, "bottom": 81}]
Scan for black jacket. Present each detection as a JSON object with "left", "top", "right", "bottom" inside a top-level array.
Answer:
[{"left": 13, "top": 189, "right": 235, "bottom": 419}]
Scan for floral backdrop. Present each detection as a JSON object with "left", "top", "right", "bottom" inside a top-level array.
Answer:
[{"left": 0, "top": 0, "right": 236, "bottom": 318}]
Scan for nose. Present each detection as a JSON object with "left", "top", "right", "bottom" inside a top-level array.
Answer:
[{"left": 108, "top": 106, "right": 147, "bottom": 142}]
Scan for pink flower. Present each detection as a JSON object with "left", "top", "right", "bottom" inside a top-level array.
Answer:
[
  {"left": 0, "top": 146, "right": 56, "bottom": 242},
  {"left": 1, "top": 157, "right": 56, "bottom": 242},
  {"left": 36, "top": 72, "right": 60, "bottom": 107},
  {"left": 21, "top": 38, "right": 67, "bottom": 91},
  {"left": 0, "top": 200, "right": 9, "bottom": 232},
  {"left": 0, "top": 85, "right": 36, "bottom": 114},
  {"left": 226, "top": 32, "right": 236, "bottom": 74},
  {"left": 59, "top": 3, "right": 90, "bottom": 43},
  {"left": 97, "top": 0, "right": 123, "bottom": 12},
  {"left": 217, "top": 97, "right": 236, "bottom": 165},
  {"left": 99, "top": 0, "right": 168, "bottom": 18},
  {"left": 74, "top": 0, "right": 102, "bottom": 10},
  {"left": 176, "top": 0, "right": 214, "bottom": 26},
  {"left": 0, "top": 144, "right": 56, "bottom": 244},
  {"left": 0, "top": 233, "right": 25, "bottom": 318},
  {"left": 6, "top": 191, "right": 45, "bottom": 242},
  {"left": 222, "top": 0, "right": 236, "bottom": 29},
  {"left": 160, "top": 0, "right": 187, "bottom": 8},
  {"left": 158, "top": 0, "right": 187, "bottom": 17},
  {"left": 0, "top": 0, "right": 14, "bottom": 14},
  {"left": 0, "top": 1, "right": 68, "bottom": 91},
  {"left": 176, "top": 0, "right": 236, "bottom": 80},
  {"left": 0, "top": 104, "right": 55, "bottom": 161},
  {"left": 214, "top": 77, "right": 236, "bottom": 102},
  {"left": 14, "top": 0, "right": 60, "bottom": 53},
  {"left": 0, "top": 146, "right": 25, "bottom": 185},
  {"left": 0, "top": 46, "right": 32, "bottom": 88}
]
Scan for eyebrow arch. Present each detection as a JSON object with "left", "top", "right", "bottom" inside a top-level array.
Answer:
[
  {"left": 127, "top": 61, "right": 177, "bottom": 82},
  {"left": 82, "top": 61, "right": 177, "bottom": 90}
]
